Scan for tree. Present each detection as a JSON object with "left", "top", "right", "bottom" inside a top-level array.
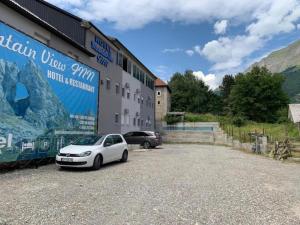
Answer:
[
  {"left": 229, "top": 66, "right": 288, "bottom": 122},
  {"left": 219, "top": 74, "right": 235, "bottom": 99},
  {"left": 219, "top": 74, "right": 235, "bottom": 114},
  {"left": 168, "top": 70, "right": 219, "bottom": 113}
]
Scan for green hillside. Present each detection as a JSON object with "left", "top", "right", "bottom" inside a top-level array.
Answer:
[
  {"left": 282, "top": 66, "right": 300, "bottom": 103},
  {"left": 247, "top": 39, "right": 300, "bottom": 103}
]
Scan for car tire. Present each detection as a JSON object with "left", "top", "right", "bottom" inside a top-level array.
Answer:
[
  {"left": 143, "top": 141, "right": 151, "bottom": 149},
  {"left": 92, "top": 154, "right": 102, "bottom": 170},
  {"left": 121, "top": 150, "right": 128, "bottom": 162}
]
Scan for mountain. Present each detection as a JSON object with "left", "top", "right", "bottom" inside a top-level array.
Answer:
[
  {"left": 0, "top": 59, "right": 75, "bottom": 142},
  {"left": 248, "top": 40, "right": 300, "bottom": 103}
]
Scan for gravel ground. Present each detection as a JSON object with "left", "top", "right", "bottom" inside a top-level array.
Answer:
[{"left": 0, "top": 144, "right": 300, "bottom": 225}]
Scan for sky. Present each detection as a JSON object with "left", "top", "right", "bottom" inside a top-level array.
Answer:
[{"left": 47, "top": 0, "right": 300, "bottom": 89}]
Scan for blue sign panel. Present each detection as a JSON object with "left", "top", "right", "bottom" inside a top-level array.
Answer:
[
  {"left": 0, "top": 22, "right": 100, "bottom": 164},
  {"left": 91, "top": 36, "right": 113, "bottom": 67}
]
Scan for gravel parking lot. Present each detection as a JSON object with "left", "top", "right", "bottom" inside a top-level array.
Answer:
[{"left": 0, "top": 144, "right": 300, "bottom": 225}]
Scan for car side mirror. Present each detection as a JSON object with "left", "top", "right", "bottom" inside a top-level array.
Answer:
[{"left": 104, "top": 142, "right": 112, "bottom": 147}]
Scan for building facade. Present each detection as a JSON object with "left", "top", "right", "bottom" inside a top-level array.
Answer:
[
  {"left": 0, "top": 0, "right": 158, "bottom": 164},
  {"left": 155, "top": 79, "right": 171, "bottom": 128}
]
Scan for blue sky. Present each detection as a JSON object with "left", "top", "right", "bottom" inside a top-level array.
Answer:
[{"left": 47, "top": 0, "right": 300, "bottom": 89}]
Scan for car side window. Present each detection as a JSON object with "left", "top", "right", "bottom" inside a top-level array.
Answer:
[
  {"left": 112, "top": 135, "right": 123, "bottom": 144},
  {"left": 124, "top": 132, "right": 133, "bottom": 137},
  {"left": 104, "top": 136, "right": 114, "bottom": 147},
  {"left": 133, "top": 132, "right": 143, "bottom": 137}
]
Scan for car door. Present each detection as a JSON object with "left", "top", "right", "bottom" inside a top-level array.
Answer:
[
  {"left": 133, "top": 132, "right": 145, "bottom": 145},
  {"left": 123, "top": 132, "right": 134, "bottom": 144},
  {"left": 111, "top": 135, "right": 125, "bottom": 160},
  {"left": 102, "top": 135, "right": 115, "bottom": 163}
]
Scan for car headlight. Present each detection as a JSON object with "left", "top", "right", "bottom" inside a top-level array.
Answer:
[{"left": 79, "top": 151, "right": 92, "bottom": 157}]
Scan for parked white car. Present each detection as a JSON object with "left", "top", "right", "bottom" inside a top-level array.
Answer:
[{"left": 56, "top": 134, "right": 128, "bottom": 170}]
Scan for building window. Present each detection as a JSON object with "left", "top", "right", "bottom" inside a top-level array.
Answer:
[
  {"left": 158, "top": 101, "right": 160, "bottom": 105},
  {"left": 106, "top": 79, "right": 111, "bottom": 90},
  {"left": 115, "top": 113, "right": 119, "bottom": 123},
  {"left": 117, "top": 52, "right": 123, "bottom": 67},
  {"left": 157, "top": 91, "right": 161, "bottom": 96},
  {"left": 127, "top": 60, "right": 132, "bottom": 74},
  {"left": 127, "top": 92, "right": 130, "bottom": 99},
  {"left": 133, "top": 118, "right": 136, "bottom": 126},
  {"left": 123, "top": 56, "right": 128, "bottom": 72},
  {"left": 122, "top": 88, "right": 125, "bottom": 97},
  {"left": 141, "top": 97, "right": 144, "bottom": 104},
  {"left": 115, "top": 84, "right": 120, "bottom": 94},
  {"left": 137, "top": 119, "right": 140, "bottom": 126},
  {"left": 134, "top": 93, "right": 136, "bottom": 101},
  {"left": 141, "top": 120, "right": 144, "bottom": 127},
  {"left": 138, "top": 97, "right": 140, "bottom": 104}
]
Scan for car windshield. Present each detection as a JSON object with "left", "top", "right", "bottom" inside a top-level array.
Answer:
[{"left": 72, "top": 135, "right": 103, "bottom": 146}]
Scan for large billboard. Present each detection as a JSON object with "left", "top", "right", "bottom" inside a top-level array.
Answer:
[{"left": 0, "top": 22, "right": 99, "bottom": 164}]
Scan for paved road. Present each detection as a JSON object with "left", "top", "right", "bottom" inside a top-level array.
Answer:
[{"left": 0, "top": 144, "right": 300, "bottom": 225}]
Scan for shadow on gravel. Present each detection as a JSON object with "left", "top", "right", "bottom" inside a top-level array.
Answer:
[{"left": 58, "top": 160, "right": 131, "bottom": 173}]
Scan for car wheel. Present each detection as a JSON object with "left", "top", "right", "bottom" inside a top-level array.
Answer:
[
  {"left": 92, "top": 154, "right": 102, "bottom": 170},
  {"left": 143, "top": 141, "right": 151, "bottom": 149},
  {"left": 121, "top": 150, "right": 128, "bottom": 162}
]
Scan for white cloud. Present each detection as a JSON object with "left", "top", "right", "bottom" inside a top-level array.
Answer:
[
  {"left": 201, "top": 35, "right": 264, "bottom": 71},
  {"left": 199, "top": 0, "right": 300, "bottom": 72},
  {"left": 46, "top": 0, "right": 300, "bottom": 73},
  {"left": 192, "top": 71, "right": 219, "bottom": 89},
  {"left": 46, "top": 0, "right": 273, "bottom": 30},
  {"left": 185, "top": 50, "right": 194, "bottom": 56},
  {"left": 214, "top": 20, "right": 228, "bottom": 34},
  {"left": 162, "top": 48, "right": 182, "bottom": 53},
  {"left": 297, "top": 24, "right": 300, "bottom": 29}
]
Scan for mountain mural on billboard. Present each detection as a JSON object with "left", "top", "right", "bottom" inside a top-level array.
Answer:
[
  {"left": 0, "top": 22, "right": 99, "bottom": 164},
  {"left": 0, "top": 59, "right": 75, "bottom": 142}
]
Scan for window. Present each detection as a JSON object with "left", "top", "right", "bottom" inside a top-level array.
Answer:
[
  {"left": 122, "top": 88, "right": 125, "bottom": 97},
  {"left": 127, "top": 92, "right": 130, "bottom": 99},
  {"left": 106, "top": 79, "right": 111, "bottom": 90},
  {"left": 112, "top": 135, "right": 123, "bottom": 144},
  {"left": 104, "top": 136, "right": 114, "bottom": 147},
  {"left": 158, "top": 101, "right": 160, "bottom": 105},
  {"left": 138, "top": 97, "right": 140, "bottom": 104},
  {"left": 117, "top": 52, "right": 123, "bottom": 67},
  {"left": 127, "top": 60, "right": 132, "bottom": 74},
  {"left": 157, "top": 91, "right": 161, "bottom": 96},
  {"left": 137, "top": 119, "right": 140, "bottom": 126},
  {"left": 115, "top": 84, "right": 120, "bottom": 94},
  {"left": 123, "top": 56, "right": 128, "bottom": 72},
  {"left": 141, "top": 120, "right": 144, "bottom": 127},
  {"left": 115, "top": 113, "right": 119, "bottom": 123},
  {"left": 141, "top": 97, "right": 144, "bottom": 104},
  {"left": 133, "top": 118, "right": 136, "bottom": 126},
  {"left": 134, "top": 94, "right": 136, "bottom": 101}
]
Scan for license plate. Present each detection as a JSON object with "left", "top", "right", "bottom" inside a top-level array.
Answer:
[{"left": 61, "top": 158, "right": 73, "bottom": 162}]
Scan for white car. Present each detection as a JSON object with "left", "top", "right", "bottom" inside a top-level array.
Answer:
[{"left": 56, "top": 134, "right": 128, "bottom": 170}]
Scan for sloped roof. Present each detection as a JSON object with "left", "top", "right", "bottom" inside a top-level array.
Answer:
[
  {"left": 2, "top": 0, "right": 95, "bottom": 56},
  {"left": 155, "top": 78, "right": 171, "bottom": 92},
  {"left": 288, "top": 104, "right": 300, "bottom": 123}
]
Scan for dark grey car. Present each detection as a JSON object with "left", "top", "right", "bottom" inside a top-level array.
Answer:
[{"left": 123, "top": 131, "right": 162, "bottom": 149}]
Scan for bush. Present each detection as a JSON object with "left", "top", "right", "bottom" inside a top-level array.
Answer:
[
  {"left": 276, "top": 107, "right": 289, "bottom": 124},
  {"left": 164, "top": 115, "right": 182, "bottom": 124},
  {"left": 232, "top": 115, "right": 246, "bottom": 127},
  {"left": 184, "top": 113, "right": 218, "bottom": 122}
]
